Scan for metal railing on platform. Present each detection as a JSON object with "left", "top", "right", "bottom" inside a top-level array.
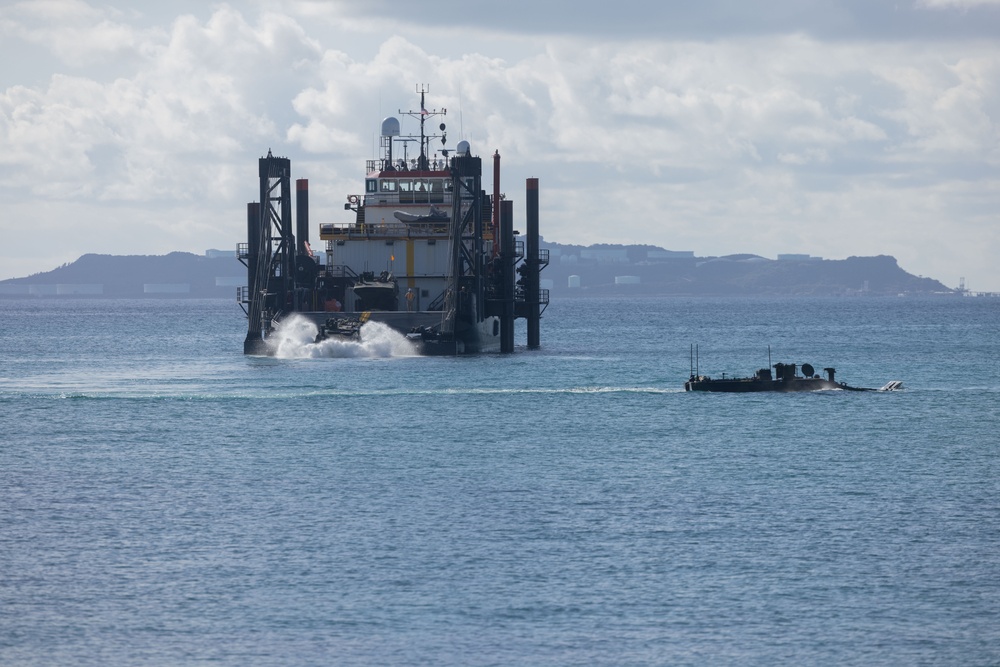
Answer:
[
  {"left": 324, "top": 265, "right": 360, "bottom": 280},
  {"left": 321, "top": 221, "right": 450, "bottom": 241}
]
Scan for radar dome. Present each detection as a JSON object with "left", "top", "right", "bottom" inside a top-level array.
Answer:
[
  {"left": 381, "top": 117, "right": 400, "bottom": 137},
  {"left": 457, "top": 140, "right": 471, "bottom": 156}
]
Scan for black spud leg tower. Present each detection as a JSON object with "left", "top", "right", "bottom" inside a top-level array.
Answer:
[{"left": 240, "top": 151, "right": 296, "bottom": 354}]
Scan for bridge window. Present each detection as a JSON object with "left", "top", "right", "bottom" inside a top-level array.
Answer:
[
  {"left": 412, "top": 180, "right": 430, "bottom": 203},
  {"left": 428, "top": 179, "right": 445, "bottom": 203},
  {"left": 380, "top": 179, "right": 397, "bottom": 193},
  {"left": 398, "top": 179, "right": 413, "bottom": 203},
  {"left": 366, "top": 179, "right": 377, "bottom": 193}
]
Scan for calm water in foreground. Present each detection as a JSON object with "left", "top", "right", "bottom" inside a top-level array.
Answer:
[{"left": 1, "top": 295, "right": 999, "bottom": 666}]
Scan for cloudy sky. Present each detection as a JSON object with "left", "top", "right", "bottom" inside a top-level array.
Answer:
[{"left": 1, "top": 0, "right": 998, "bottom": 289}]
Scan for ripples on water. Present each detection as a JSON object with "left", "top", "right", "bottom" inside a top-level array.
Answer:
[{"left": 1, "top": 297, "right": 999, "bottom": 666}]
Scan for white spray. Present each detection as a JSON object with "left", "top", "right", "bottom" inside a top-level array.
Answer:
[{"left": 268, "top": 315, "right": 418, "bottom": 359}]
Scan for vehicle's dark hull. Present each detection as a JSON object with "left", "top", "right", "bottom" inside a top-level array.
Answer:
[
  {"left": 683, "top": 354, "right": 899, "bottom": 393},
  {"left": 685, "top": 377, "right": 868, "bottom": 392}
]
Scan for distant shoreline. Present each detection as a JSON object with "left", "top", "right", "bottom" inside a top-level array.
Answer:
[{"left": 0, "top": 246, "right": 957, "bottom": 298}]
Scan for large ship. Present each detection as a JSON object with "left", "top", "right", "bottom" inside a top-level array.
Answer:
[{"left": 238, "top": 86, "right": 548, "bottom": 355}]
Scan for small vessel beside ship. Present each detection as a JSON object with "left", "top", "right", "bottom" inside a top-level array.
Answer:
[
  {"left": 685, "top": 346, "right": 903, "bottom": 392},
  {"left": 238, "top": 85, "right": 548, "bottom": 355}
]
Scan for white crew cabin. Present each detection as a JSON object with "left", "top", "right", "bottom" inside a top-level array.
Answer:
[{"left": 319, "top": 111, "right": 490, "bottom": 313}]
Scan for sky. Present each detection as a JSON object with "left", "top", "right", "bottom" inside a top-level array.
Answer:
[{"left": 1, "top": 0, "right": 998, "bottom": 290}]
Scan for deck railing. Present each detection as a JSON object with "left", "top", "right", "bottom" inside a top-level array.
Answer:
[{"left": 321, "top": 221, "right": 450, "bottom": 241}]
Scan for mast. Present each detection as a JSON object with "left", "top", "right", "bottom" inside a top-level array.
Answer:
[
  {"left": 419, "top": 86, "right": 428, "bottom": 169},
  {"left": 398, "top": 84, "right": 447, "bottom": 171}
]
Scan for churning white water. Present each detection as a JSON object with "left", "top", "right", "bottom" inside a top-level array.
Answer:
[{"left": 269, "top": 315, "right": 418, "bottom": 358}]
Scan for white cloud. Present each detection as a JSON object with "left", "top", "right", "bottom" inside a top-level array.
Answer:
[
  {"left": 0, "top": 0, "right": 155, "bottom": 66},
  {"left": 876, "top": 54, "right": 1000, "bottom": 162},
  {"left": 0, "top": 5, "right": 327, "bottom": 206},
  {"left": 918, "top": 0, "right": 1000, "bottom": 7}
]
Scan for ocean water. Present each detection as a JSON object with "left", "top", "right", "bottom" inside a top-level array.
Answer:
[{"left": 1, "top": 295, "right": 999, "bottom": 666}]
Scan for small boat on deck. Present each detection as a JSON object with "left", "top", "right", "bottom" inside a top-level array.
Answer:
[
  {"left": 392, "top": 206, "right": 449, "bottom": 224},
  {"left": 352, "top": 271, "right": 399, "bottom": 311}
]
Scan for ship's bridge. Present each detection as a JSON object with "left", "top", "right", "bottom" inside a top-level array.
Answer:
[{"left": 362, "top": 168, "right": 453, "bottom": 206}]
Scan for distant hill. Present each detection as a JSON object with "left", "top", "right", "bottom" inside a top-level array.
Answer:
[
  {"left": 0, "top": 245, "right": 954, "bottom": 298},
  {"left": 0, "top": 252, "right": 243, "bottom": 298},
  {"left": 540, "top": 242, "right": 953, "bottom": 296}
]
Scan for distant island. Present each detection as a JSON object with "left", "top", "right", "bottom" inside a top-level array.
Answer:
[
  {"left": 0, "top": 242, "right": 954, "bottom": 298},
  {"left": 0, "top": 251, "right": 245, "bottom": 299},
  {"left": 541, "top": 242, "right": 953, "bottom": 297}
]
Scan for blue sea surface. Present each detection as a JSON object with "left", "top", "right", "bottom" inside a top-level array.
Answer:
[{"left": 1, "top": 295, "right": 999, "bottom": 665}]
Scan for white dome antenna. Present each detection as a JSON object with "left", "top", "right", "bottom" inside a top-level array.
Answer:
[
  {"left": 381, "top": 117, "right": 400, "bottom": 137},
  {"left": 378, "top": 117, "right": 402, "bottom": 170}
]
